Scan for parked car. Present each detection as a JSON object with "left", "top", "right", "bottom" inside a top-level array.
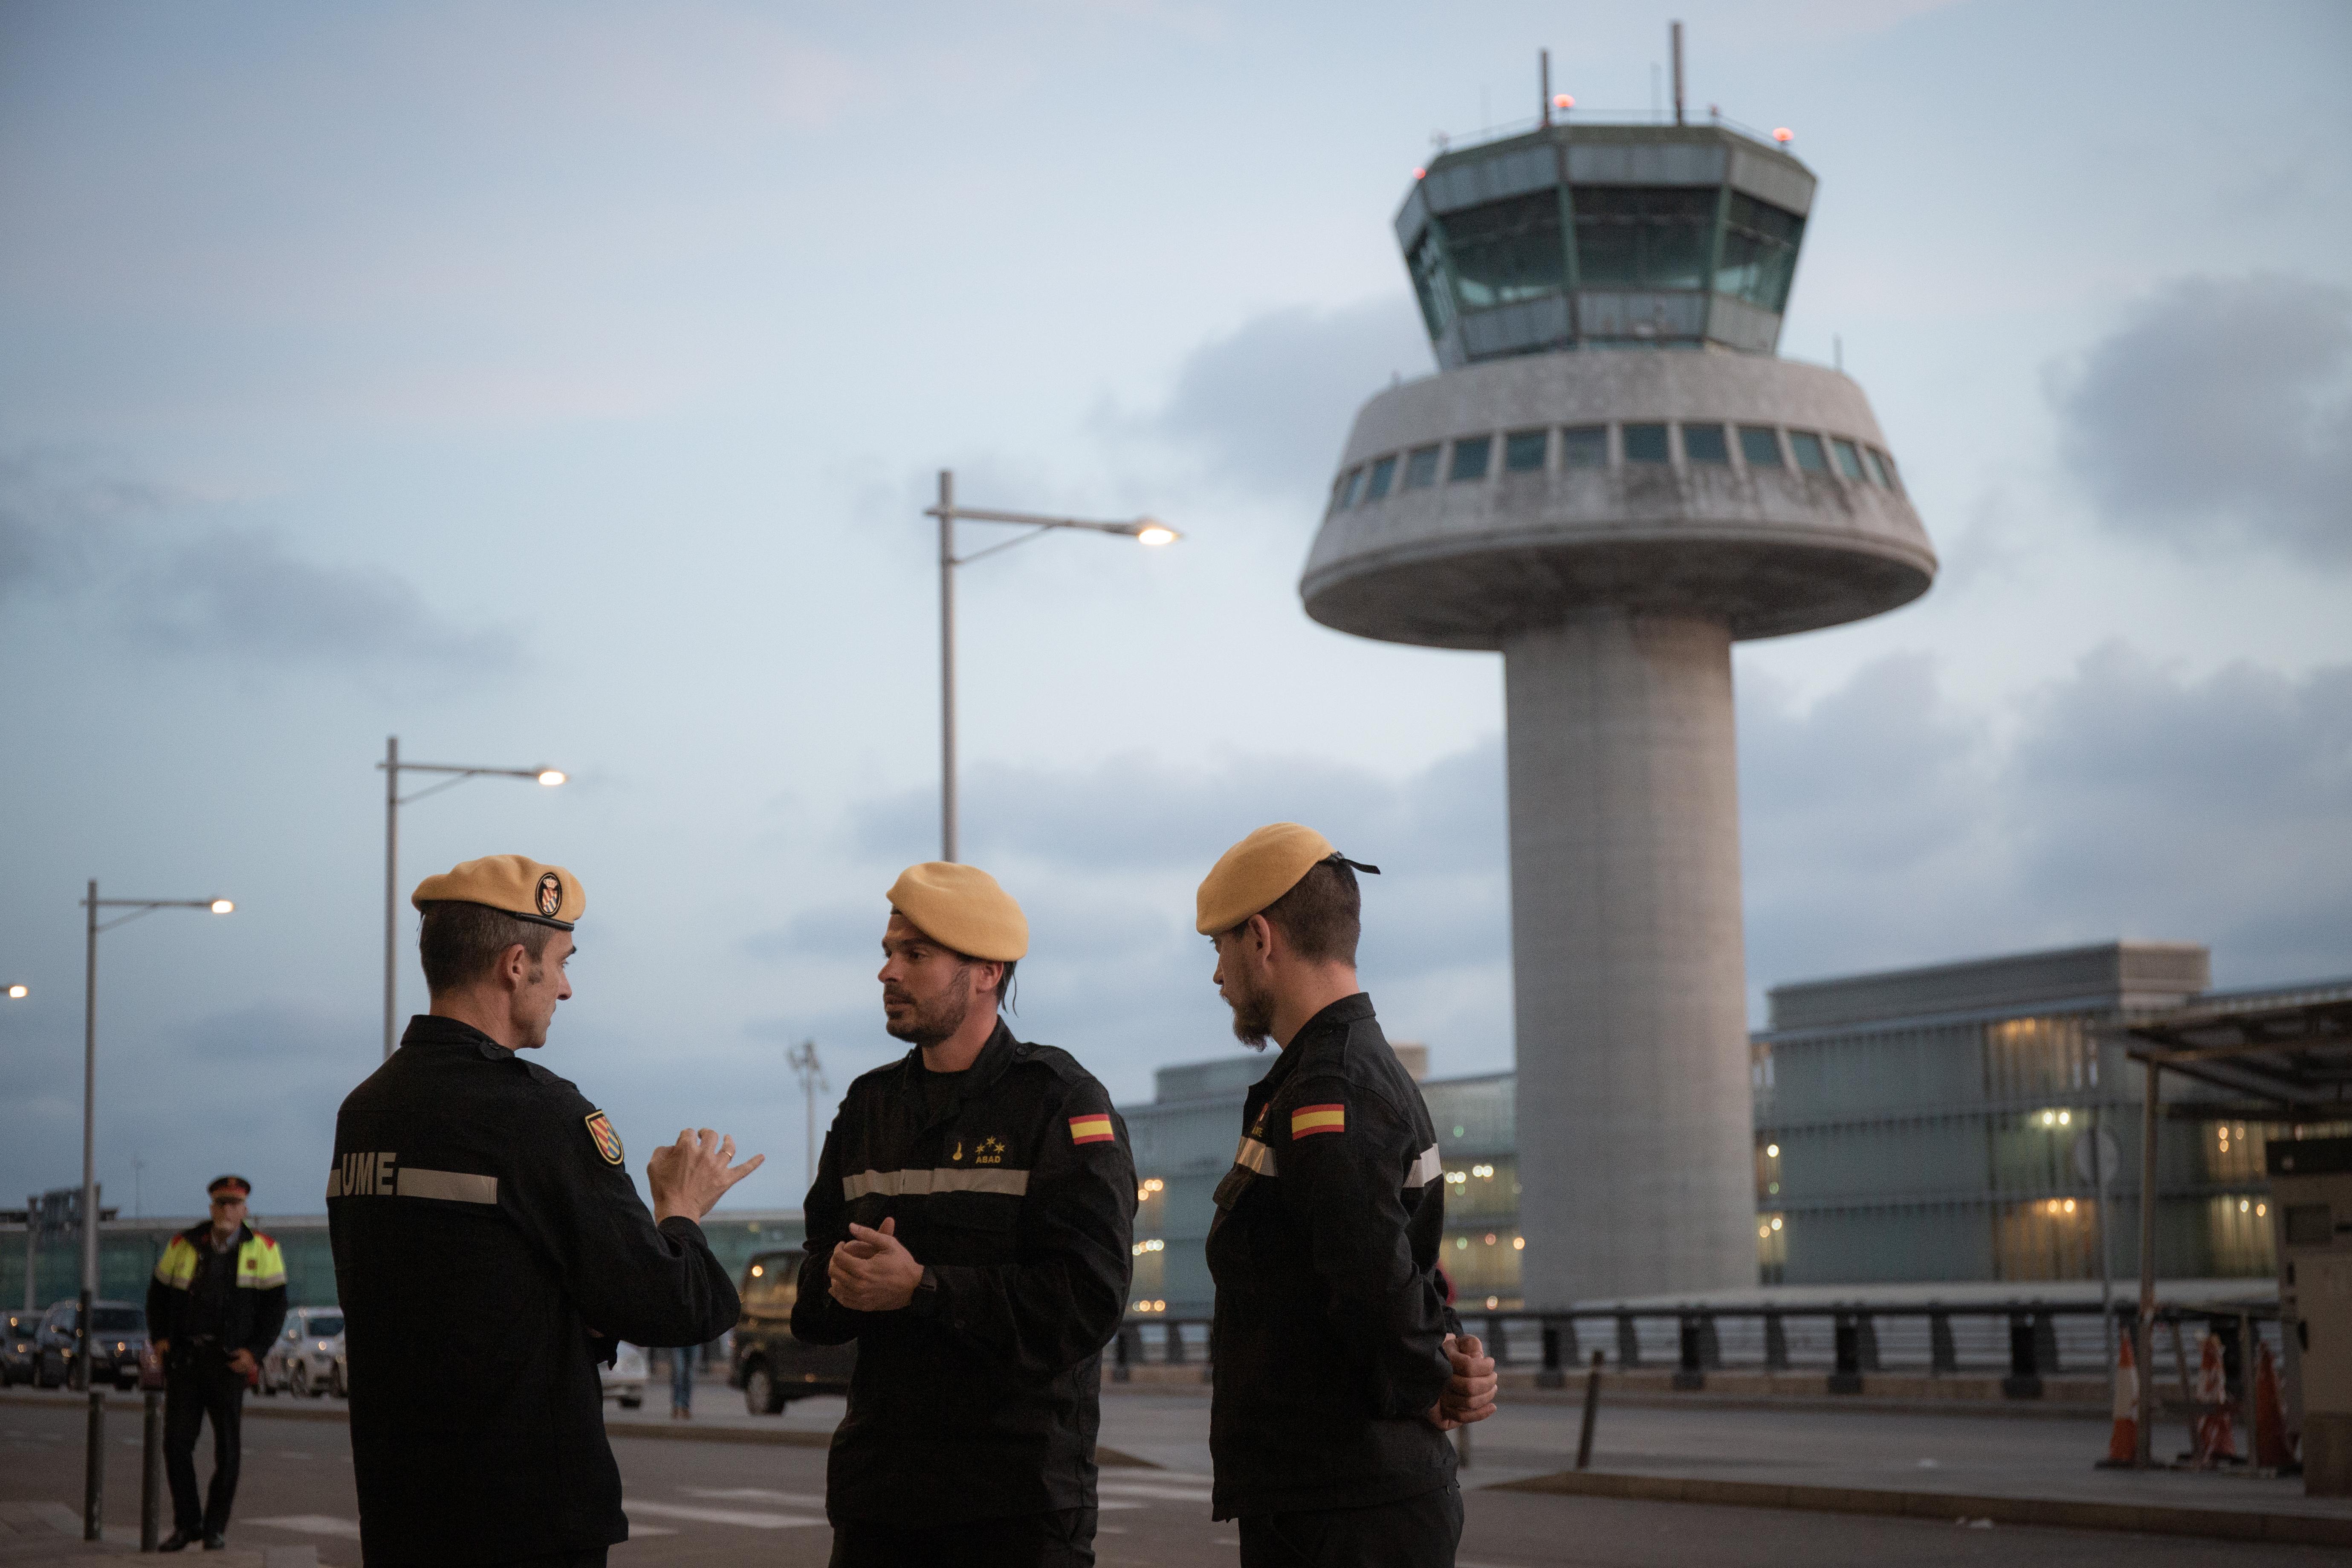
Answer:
[
  {"left": 35, "top": 1300, "right": 147, "bottom": 1391},
  {"left": 2, "top": 1311, "right": 41, "bottom": 1387},
  {"left": 261, "top": 1306, "right": 346, "bottom": 1398},
  {"left": 729, "top": 1249, "right": 855, "bottom": 1414},
  {"left": 600, "top": 1342, "right": 647, "bottom": 1410}
]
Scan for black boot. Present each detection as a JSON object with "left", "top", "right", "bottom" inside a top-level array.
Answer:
[
  {"left": 157, "top": 1529, "right": 197, "bottom": 1552},
  {"left": 202, "top": 1532, "right": 228, "bottom": 1550}
]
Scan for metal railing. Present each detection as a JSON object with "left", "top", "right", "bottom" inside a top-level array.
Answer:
[{"left": 1112, "top": 1301, "right": 2281, "bottom": 1400}]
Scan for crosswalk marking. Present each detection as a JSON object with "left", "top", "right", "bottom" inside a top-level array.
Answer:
[
  {"left": 627, "top": 1500, "right": 825, "bottom": 1529},
  {"left": 249, "top": 1515, "right": 362, "bottom": 1538}
]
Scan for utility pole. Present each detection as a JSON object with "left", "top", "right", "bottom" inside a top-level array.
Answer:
[{"left": 787, "top": 1040, "right": 828, "bottom": 1192}]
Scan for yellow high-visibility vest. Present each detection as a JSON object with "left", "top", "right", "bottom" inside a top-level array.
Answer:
[{"left": 153, "top": 1230, "right": 287, "bottom": 1293}]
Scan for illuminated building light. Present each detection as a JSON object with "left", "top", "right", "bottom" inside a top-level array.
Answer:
[
  {"left": 1765, "top": 1144, "right": 1779, "bottom": 1158},
  {"left": 1512, "top": 1236, "right": 1525, "bottom": 1250},
  {"left": 1770, "top": 1217, "right": 1782, "bottom": 1232}
]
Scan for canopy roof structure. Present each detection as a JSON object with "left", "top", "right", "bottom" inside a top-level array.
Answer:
[{"left": 2122, "top": 992, "right": 2352, "bottom": 1121}]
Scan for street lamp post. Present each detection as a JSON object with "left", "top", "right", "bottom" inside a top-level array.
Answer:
[
  {"left": 924, "top": 469, "right": 1179, "bottom": 862},
  {"left": 78, "top": 883, "right": 234, "bottom": 1542},
  {"left": 379, "top": 738, "right": 566, "bottom": 1059},
  {"left": 787, "top": 1039, "right": 828, "bottom": 1191}
]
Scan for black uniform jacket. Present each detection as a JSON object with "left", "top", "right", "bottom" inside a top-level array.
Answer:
[
  {"left": 793, "top": 1022, "right": 1136, "bottom": 1527},
  {"left": 145, "top": 1223, "right": 288, "bottom": 1360},
  {"left": 1206, "top": 993, "right": 1459, "bottom": 1520},
  {"left": 327, "top": 1015, "right": 739, "bottom": 1567}
]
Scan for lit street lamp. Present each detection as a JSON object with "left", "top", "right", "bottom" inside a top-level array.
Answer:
[
  {"left": 77, "top": 883, "right": 234, "bottom": 1541},
  {"left": 924, "top": 469, "right": 1179, "bottom": 862},
  {"left": 6, "top": 984, "right": 25, "bottom": 999},
  {"left": 378, "top": 738, "right": 566, "bottom": 1059}
]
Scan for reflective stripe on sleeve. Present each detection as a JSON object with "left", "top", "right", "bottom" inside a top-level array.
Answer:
[
  {"left": 397, "top": 1168, "right": 500, "bottom": 1204},
  {"left": 841, "top": 1167, "right": 1030, "bottom": 1201},
  {"left": 1407, "top": 1143, "right": 1443, "bottom": 1188},
  {"left": 1233, "top": 1137, "right": 1278, "bottom": 1177}
]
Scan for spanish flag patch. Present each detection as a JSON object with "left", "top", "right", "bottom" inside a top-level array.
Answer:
[
  {"left": 1069, "top": 1114, "right": 1115, "bottom": 1146},
  {"left": 1291, "top": 1103, "right": 1346, "bottom": 1139}
]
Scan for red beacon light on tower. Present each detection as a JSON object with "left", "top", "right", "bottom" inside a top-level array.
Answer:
[
  {"left": 1773, "top": 127, "right": 1795, "bottom": 143},
  {"left": 1553, "top": 93, "right": 1574, "bottom": 110}
]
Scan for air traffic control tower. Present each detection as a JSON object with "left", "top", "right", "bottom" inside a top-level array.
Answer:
[{"left": 1301, "top": 113, "right": 1936, "bottom": 1305}]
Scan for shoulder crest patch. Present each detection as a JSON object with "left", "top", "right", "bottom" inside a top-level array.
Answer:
[
  {"left": 1068, "top": 1113, "right": 1114, "bottom": 1146},
  {"left": 1290, "top": 1102, "right": 1346, "bottom": 1139},
  {"left": 584, "top": 1110, "right": 624, "bottom": 1166}
]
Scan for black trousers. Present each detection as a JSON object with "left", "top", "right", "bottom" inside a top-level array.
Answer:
[
  {"left": 497, "top": 1552, "right": 608, "bottom": 1567},
  {"left": 162, "top": 1354, "right": 246, "bottom": 1536},
  {"left": 1237, "top": 1484, "right": 1463, "bottom": 1568},
  {"left": 831, "top": 1508, "right": 1096, "bottom": 1568}
]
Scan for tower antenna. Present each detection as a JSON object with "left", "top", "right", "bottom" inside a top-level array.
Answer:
[
  {"left": 1540, "top": 49, "right": 1551, "bottom": 128},
  {"left": 1672, "top": 21, "right": 1686, "bottom": 127}
]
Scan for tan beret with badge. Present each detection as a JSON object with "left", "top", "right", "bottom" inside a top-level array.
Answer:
[
  {"left": 887, "top": 862, "right": 1028, "bottom": 961},
  {"left": 1196, "top": 823, "right": 1380, "bottom": 934},
  {"left": 412, "top": 854, "right": 585, "bottom": 931}
]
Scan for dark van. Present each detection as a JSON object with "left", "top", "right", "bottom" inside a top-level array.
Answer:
[{"left": 728, "top": 1248, "right": 855, "bottom": 1414}]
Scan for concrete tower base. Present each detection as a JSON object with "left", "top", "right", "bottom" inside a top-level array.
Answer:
[{"left": 1505, "top": 611, "right": 1756, "bottom": 1305}]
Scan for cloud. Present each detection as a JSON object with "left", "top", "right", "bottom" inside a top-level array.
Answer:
[
  {"left": 2053, "top": 274, "right": 2352, "bottom": 567},
  {"left": 1110, "top": 297, "right": 1435, "bottom": 502},
  {"left": 0, "top": 454, "right": 515, "bottom": 672}
]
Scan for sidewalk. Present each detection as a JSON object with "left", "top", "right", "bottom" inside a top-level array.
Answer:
[{"left": 0, "top": 1502, "right": 315, "bottom": 1567}]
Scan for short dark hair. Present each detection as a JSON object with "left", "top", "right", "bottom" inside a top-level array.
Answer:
[
  {"left": 1249, "top": 857, "right": 1360, "bottom": 965},
  {"left": 419, "top": 902, "right": 558, "bottom": 995},
  {"left": 967, "top": 956, "right": 1017, "bottom": 1015}
]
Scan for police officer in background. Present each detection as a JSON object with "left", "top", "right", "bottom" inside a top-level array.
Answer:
[
  {"left": 1194, "top": 825, "right": 1498, "bottom": 1568},
  {"left": 146, "top": 1175, "right": 287, "bottom": 1551},
  {"left": 329, "top": 855, "right": 762, "bottom": 1568},
  {"left": 794, "top": 863, "right": 1136, "bottom": 1568}
]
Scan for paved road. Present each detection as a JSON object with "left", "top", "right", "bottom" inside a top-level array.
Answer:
[{"left": 4, "top": 1395, "right": 2340, "bottom": 1565}]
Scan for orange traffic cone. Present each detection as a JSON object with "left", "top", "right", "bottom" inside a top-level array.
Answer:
[
  {"left": 2253, "top": 1341, "right": 2294, "bottom": 1470},
  {"left": 2190, "top": 1332, "right": 2238, "bottom": 1468},
  {"left": 2096, "top": 1332, "right": 2138, "bottom": 1467}
]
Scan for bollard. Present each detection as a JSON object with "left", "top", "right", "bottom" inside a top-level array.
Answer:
[
  {"left": 1673, "top": 1314, "right": 1704, "bottom": 1391},
  {"left": 2003, "top": 1313, "right": 2044, "bottom": 1399},
  {"left": 1112, "top": 1324, "right": 1133, "bottom": 1384},
  {"left": 1764, "top": 1311, "right": 1788, "bottom": 1372},
  {"left": 2032, "top": 1311, "right": 2060, "bottom": 1376},
  {"left": 1828, "top": 1313, "right": 1863, "bottom": 1395},
  {"left": 1614, "top": 1313, "right": 1639, "bottom": 1370},
  {"left": 1485, "top": 1313, "right": 1507, "bottom": 1368},
  {"left": 1537, "top": 1322, "right": 1565, "bottom": 1390},
  {"left": 1165, "top": 1319, "right": 1185, "bottom": 1365},
  {"left": 1859, "top": 1313, "right": 1882, "bottom": 1373},
  {"left": 1930, "top": 1310, "right": 1957, "bottom": 1374},
  {"left": 1575, "top": 1350, "right": 1604, "bottom": 1470},
  {"left": 142, "top": 1388, "right": 164, "bottom": 1550}
]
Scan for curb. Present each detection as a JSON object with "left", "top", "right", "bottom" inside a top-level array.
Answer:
[{"left": 1491, "top": 1470, "right": 2352, "bottom": 1548}]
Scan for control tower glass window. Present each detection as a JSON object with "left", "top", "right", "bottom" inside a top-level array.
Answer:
[
  {"left": 1408, "top": 228, "right": 1456, "bottom": 340},
  {"left": 1504, "top": 429, "right": 1548, "bottom": 472},
  {"left": 1365, "top": 454, "right": 1397, "bottom": 501},
  {"left": 1739, "top": 426, "right": 1784, "bottom": 468},
  {"left": 1789, "top": 431, "right": 1829, "bottom": 473},
  {"left": 1572, "top": 187, "right": 1715, "bottom": 291},
  {"left": 1715, "top": 193, "right": 1805, "bottom": 313},
  {"left": 1683, "top": 424, "right": 1730, "bottom": 465},
  {"left": 1831, "top": 438, "right": 1867, "bottom": 480},
  {"left": 1404, "top": 445, "right": 1441, "bottom": 489},
  {"left": 1623, "top": 423, "right": 1670, "bottom": 465},
  {"left": 1438, "top": 191, "right": 1567, "bottom": 311},
  {"left": 1449, "top": 436, "right": 1493, "bottom": 482},
  {"left": 1562, "top": 425, "right": 1608, "bottom": 468}
]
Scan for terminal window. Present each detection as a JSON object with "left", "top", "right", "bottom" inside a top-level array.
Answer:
[
  {"left": 1449, "top": 435, "right": 1493, "bottom": 482},
  {"left": 1365, "top": 454, "right": 1397, "bottom": 501},
  {"left": 1504, "top": 429, "right": 1548, "bottom": 472},
  {"left": 1561, "top": 425, "right": 1608, "bottom": 467},
  {"left": 1714, "top": 192, "right": 1805, "bottom": 313},
  {"left": 1682, "top": 423, "right": 1730, "bottom": 465},
  {"left": 1831, "top": 438, "right": 1867, "bottom": 480},
  {"left": 1738, "top": 425, "right": 1783, "bottom": 467},
  {"left": 1623, "top": 423, "right": 1670, "bottom": 464},
  {"left": 1874, "top": 448, "right": 1903, "bottom": 492},
  {"left": 1438, "top": 191, "right": 1568, "bottom": 310},
  {"left": 1571, "top": 186, "right": 1715, "bottom": 292},
  {"left": 1864, "top": 448, "right": 1893, "bottom": 489},
  {"left": 1339, "top": 467, "right": 1365, "bottom": 508},
  {"left": 1789, "top": 431, "right": 1828, "bottom": 472},
  {"left": 1404, "top": 445, "right": 1441, "bottom": 489}
]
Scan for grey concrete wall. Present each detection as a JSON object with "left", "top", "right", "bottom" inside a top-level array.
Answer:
[{"left": 1506, "top": 610, "right": 1755, "bottom": 1306}]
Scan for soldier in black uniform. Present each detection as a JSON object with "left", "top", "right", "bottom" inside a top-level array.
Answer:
[
  {"left": 793, "top": 862, "right": 1136, "bottom": 1568},
  {"left": 329, "top": 855, "right": 762, "bottom": 1568},
  {"left": 1194, "top": 825, "right": 1498, "bottom": 1568}
]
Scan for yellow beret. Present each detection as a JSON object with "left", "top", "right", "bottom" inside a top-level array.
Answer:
[
  {"left": 412, "top": 854, "right": 585, "bottom": 931},
  {"left": 887, "top": 862, "right": 1028, "bottom": 961},
  {"left": 1197, "top": 823, "right": 1382, "bottom": 934}
]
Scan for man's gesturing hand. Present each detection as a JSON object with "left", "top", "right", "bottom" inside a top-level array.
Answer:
[
  {"left": 647, "top": 1128, "right": 764, "bottom": 1224},
  {"left": 1421, "top": 1333, "right": 1500, "bottom": 1430},
  {"left": 828, "top": 1216, "right": 925, "bottom": 1312}
]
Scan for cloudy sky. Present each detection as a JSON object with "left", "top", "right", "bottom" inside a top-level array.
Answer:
[{"left": 3, "top": 0, "right": 2346, "bottom": 1219}]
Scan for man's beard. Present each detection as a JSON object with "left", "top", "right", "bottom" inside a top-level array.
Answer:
[
  {"left": 885, "top": 983, "right": 973, "bottom": 1048},
  {"left": 1225, "top": 972, "right": 1275, "bottom": 1051}
]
